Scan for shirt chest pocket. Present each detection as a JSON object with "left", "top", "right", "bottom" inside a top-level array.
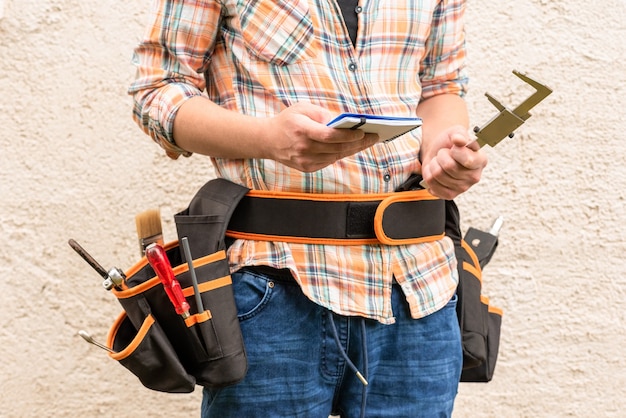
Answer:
[{"left": 236, "top": 0, "right": 317, "bottom": 65}]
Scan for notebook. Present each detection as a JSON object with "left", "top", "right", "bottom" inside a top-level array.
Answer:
[{"left": 327, "top": 113, "right": 422, "bottom": 142}]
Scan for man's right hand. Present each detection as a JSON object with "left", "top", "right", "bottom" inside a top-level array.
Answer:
[
  {"left": 261, "top": 103, "right": 380, "bottom": 172},
  {"left": 174, "top": 98, "right": 379, "bottom": 171}
]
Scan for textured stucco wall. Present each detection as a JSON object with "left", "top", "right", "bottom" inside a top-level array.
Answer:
[{"left": 1, "top": 0, "right": 624, "bottom": 417}]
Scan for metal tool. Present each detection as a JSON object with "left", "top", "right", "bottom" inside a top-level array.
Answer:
[
  {"left": 181, "top": 237, "right": 205, "bottom": 313},
  {"left": 488, "top": 215, "right": 504, "bottom": 237},
  {"left": 419, "top": 70, "right": 552, "bottom": 189},
  {"left": 473, "top": 70, "right": 553, "bottom": 148},
  {"left": 464, "top": 216, "right": 504, "bottom": 269},
  {"left": 78, "top": 330, "right": 115, "bottom": 353},
  {"left": 68, "top": 239, "right": 126, "bottom": 291}
]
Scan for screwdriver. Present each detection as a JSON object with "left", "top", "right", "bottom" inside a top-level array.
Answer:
[{"left": 145, "top": 243, "right": 190, "bottom": 319}]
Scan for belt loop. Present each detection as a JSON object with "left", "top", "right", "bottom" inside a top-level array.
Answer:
[{"left": 374, "top": 190, "right": 445, "bottom": 245}]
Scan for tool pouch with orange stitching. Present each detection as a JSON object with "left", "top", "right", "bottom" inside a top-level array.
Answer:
[
  {"left": 106, "top": 179, "right": 250, "bottom": 393},
  {"left": 446, "top": 200, "right": 503, "bottom": 383}
]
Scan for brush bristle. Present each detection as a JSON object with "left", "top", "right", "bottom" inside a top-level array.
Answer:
[{"left": 135, "top": 208, "right": 163, "bottom": 242}]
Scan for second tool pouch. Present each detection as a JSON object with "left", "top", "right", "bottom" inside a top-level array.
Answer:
[
  {"left": 445, "top": 200, "right": 503, "bottom": 383},
  {"left": 455, "top": 236, "right": 503, "bottom": 382},
  {"left": 106, "top": 179, "right": 250, "bottom": 392}
]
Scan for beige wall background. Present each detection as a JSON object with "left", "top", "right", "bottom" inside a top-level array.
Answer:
[{"left": 1, "top": 0, "right": 624, "bottom": 416}]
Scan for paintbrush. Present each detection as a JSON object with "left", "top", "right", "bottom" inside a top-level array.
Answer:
[{"left": 135, "top": 208, "right": 164, "bottom": 256}]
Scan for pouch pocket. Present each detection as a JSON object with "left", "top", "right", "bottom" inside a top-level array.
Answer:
[
  {"left": 460, "top": 303, "right": 502, "bottom": 382},
  {"left": 456, "top": 260, "right": 489, "bottom": 368},
  {"left": 174, "top": 215, "right": 225, "bottom": 260},
  {"left": 107, "top": 312, "right": 196, "bottom": 393},
  {"left": 177, "top": 251, "right": 248, "bottom": 387},
  {"left": 184, "top": 311, "right": 248, "bottom": 388},
  {"left": 97, "top": 179, "right": 249, "bottom": 393}
]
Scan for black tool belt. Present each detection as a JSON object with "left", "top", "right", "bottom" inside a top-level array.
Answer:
[{"left": 226, "top": 188, "right": 446, "bottom": 246}]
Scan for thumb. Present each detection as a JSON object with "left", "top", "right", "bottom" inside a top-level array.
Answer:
[{"left": 450, "top": 130, "right": 479, "bottom": 151}]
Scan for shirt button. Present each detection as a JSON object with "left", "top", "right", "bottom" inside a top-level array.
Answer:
[
  {"left": 348, "top": 62, "right": 357, "bottom": 72},
  {"left": 383, "top": 173, "right": 391, "bottom": 182},
  {"left": 355, "top": 6, "right": 363, "bottom": 13}
]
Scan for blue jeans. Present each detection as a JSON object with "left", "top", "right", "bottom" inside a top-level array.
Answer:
[{"left": 201, "top": 268, "right": 462, "bottom": 418}]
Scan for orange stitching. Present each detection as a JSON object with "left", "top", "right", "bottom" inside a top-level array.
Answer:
[{"left": 108, "top": 314, "right": 156, "bottom": 361}]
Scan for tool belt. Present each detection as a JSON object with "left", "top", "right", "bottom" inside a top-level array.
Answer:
[
  {"left": 227, "top": 187, "right": 446, "bottom": 245},
  {"left": 102, "top": 178, "right": 500, "bottom": 393},
  {"left": 102, "top": 179, "right": 445, "bottom": 394}
]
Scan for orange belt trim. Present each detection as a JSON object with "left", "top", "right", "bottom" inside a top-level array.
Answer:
[
  {"left": 225, "top": 231, "right": 380, "bottom": 246},
  {"left": 462, "top": 241, "right": 503, "bottom": 317},
  {"left": 107, "top": 312, "right": 155, "bottom": 361},
  {"left": 461, "top": 240, "right": 481, "bottom": 273},
  {"left": 374, "top": 191, "right": 444, "bottom": 245},
  {"left": 113, "top": 250, "right": 229, "bottom": 299},
  {"left": 489, "top": 305, "right": 504, "bottom": 317},
  {"left": 462, "top": 261, "right": 482, "bottom": 285},
  {"left": 182, "top": 275, "right": 232, "bottom": 298},
  {"left": 184, "top": 310, "right": 213, "bottom": 327},
  {"left": 124, "top": 240, "right": 182, "bottom": 279}
]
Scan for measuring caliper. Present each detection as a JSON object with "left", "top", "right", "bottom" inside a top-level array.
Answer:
[
  {"left": 472, "top": 70, "right": 553, "bottom": 148},
  {"left": 414, "top": 70, "right": 552, "bottom": 190}
]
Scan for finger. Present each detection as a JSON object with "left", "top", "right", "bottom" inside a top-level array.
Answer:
[
  {"left": 450, "top": 130, "right": 477, "bottom": 148},
  {"left": 449, "top": 147, "right": 476, "bottom": 170},
  {"left": 312, "top": 130, "right": 379, "bottom": 154},
  {"left": 288, "top": 133, "right": 379, "bottom": 172},
  {"left": 424, "top": 153, "right": 478, "bottom": 192},
  {"left": 307, "top": 124, "right": 363, "bottom": 144},
  {"left": 314, "top": 136, "right": 379, "bottom": 164},
  {"left": 420, "top": 173, "right": 459, "bottom": 200},
  {"left": 464, "top": 137, "right": 480, "bottom": 151}
]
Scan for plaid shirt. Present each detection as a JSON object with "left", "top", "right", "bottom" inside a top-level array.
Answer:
[{"left": 130, "top": 0, "right": 468, "bottom": 324}]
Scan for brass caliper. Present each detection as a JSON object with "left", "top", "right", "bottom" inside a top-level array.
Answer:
[
  {"left": 413, "top": 70, "right": 552, "bottom": 190},
  {"left": 473, "top": 70, "right": 553, "bottom": 148}
]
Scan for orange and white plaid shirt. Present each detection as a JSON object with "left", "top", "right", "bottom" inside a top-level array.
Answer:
[{"left": 130, "top": 0, "right": 468, "bottom": 324}]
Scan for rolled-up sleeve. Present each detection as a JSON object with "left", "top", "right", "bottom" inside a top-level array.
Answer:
[
  {"left": 128, "top": 0, "right": 222, "bottom": 158},
  {"left": 419, "top": 0, "right": 469, "bottom": 100}
]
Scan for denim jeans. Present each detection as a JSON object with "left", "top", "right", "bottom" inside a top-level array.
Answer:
[{"left": 201, "top": 268, "right": 462, "bottom": 418}]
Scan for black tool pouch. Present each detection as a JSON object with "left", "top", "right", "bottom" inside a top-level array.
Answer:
[
  {"left": 106, "top": 179, "right": 250, "bottom": 392},
  {"left": 446, "top": 200, "right": 503, "bottom": 382}
]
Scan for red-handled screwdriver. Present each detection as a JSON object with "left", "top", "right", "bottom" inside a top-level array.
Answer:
[{"left": 145, "top": 243, "right": 190, "bottom": 319}]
